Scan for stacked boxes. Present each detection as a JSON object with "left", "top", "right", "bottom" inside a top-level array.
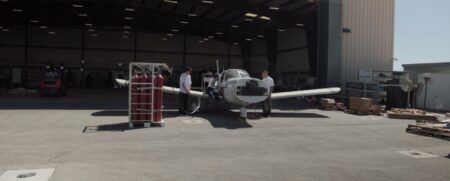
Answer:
[
  {"left": 349, "top": 97, "right": 373, "bottom": 114},
  {"left": 320, "top": 98, "right": 336, "bottom": 111}
]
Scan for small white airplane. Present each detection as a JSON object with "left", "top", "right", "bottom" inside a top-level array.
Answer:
[{"left": 116, "top": 63, "right": 341, "bottom": 120}]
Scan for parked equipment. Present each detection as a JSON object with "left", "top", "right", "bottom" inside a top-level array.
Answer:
[
  {"left": 128, "top": 63, "right": 166, "bottom": 128},
  {"left": 39, "top": 62, "right": 67, "bottom": 96}
]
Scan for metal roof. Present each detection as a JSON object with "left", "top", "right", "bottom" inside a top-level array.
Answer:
[{"left": 0, "top": 0, "right": 318, "bottom": 43}]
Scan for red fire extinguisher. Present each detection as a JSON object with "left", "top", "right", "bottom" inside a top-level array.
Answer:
[
  {"left": 153, "top": 72, "right": 164, "bottom": 122},
  {"left": 130, "top": 74, "right": 140, "bottom": 121}
]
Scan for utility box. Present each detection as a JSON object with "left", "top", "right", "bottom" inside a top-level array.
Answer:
[{"left": 128, "top": 63, "right": 166, "bottom": 128}]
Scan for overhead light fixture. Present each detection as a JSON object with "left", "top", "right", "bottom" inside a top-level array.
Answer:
[
  {"left": 277, "top": 29, "right": 285, "bottom": 32},
  {"left": 269, "top": 6, "right": 279, "bottom": 11},
  {"left": 171, "top": 29, "right": 179, "bottom": 32},
  {"left": 163, "top": 0, "right": 178, "bottom": 4},
  {"left": 245, "top": 38, "right": 252, "bottom": 41},
  {"left": 233, "top": 42, "right": 239, "bottom": 45},
  {"left": 244, "top": 13, "right": 258, "bottom": 18},
  {"left": 180, "top": 21, "right": 189, "bottom": 24},
  {"left": 30, "top": 20, "right": 39, "bottom": 23},
  {"left": 88, "top": 28, "right": 95, "bottom": 32},
  {"left": 123, "top": 31, "right": 131, "bottom": 34},
  {"left": 78, "top": 13, "right": 88, "bottom": 17},
  {"left": 202, "top": 0, "right": 214, "bottom": 4},
  {"left": 162, "top": 37, "right": 168, "bottom": 41},
  {"left": 2, "top": 28, "right": 10, "bottom": 32},
  {"left": 39, "top": 26, "right": 47, "bottom": 29},
  {"left": 12, "top": 9, "right": 23, "bottom": 13},
  {"left": 124, "top": 8, "right": 135, "bottom": 12},
  {"left": 203, "top": 38, "right": 209, "bottom": 41},
  {"left": 0, "top": 0, "right": 9, "bottom": 2},
  {"left": 48, "top": 31, "right": 56, "bottom": 35},
  {"left": 166, "top": 33, "right": 173, "bottom": 36},
  {"left": 231, "top": 25, "right": 239, "bottom": 28},
  {"left": 244, "top": 18, "right": 253, "bottom": 22},
  {"left": 84, "top": 23, "right": 93, "bottom": 26},
  {"left": 215, "top": 32, "right": 223, "bottom": 35},
  {"left": 91, "top": 33, "right": 98, "bottom": 37},
  {"left": 260, "top": 16, "right": 271, "bottom": 21},
  {"left": 296, "top": 23, "right": 304, "bottom": 27},
  {"left": 207, "top": 35, "right": 214, "bottom": 39},
  {"left": 198, "top": 40, "right": 204, "bottom": 43},
  {"left": 187, "top": 13, "right": 197, "bottom": 17},
  {"left": 257, "top": 34, "right": 264, "bottom": 38},
  {"left": 122, "top": 35, "right": 129, "bottom": 39},
  {"left": 124, "top": 17, "right": 133, "bottom": 20},
  {"left": 123, "top": 26, "right": 131, "bottom": 29},
  {"left": 72, "top": 4, "right": 83, "bottom": 8}
]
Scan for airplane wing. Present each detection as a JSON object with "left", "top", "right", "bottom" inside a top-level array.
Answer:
[
  {"left": 162, "top": 86, "right": 208, "bottom": 98},
  {"left": 115, "top": 78, "right": 207, "bottom": 98},
  {"left": 271, "top": 87, "right": 341, "bottom": 100}
]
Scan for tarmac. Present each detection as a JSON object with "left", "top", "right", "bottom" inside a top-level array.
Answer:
[{"left": 0, "top": 89, "right": 449, "bottom": 181}]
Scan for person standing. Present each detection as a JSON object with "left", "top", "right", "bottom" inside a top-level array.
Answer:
[
  {"left": 179, "top": 67, "right": 192, "bottom": 115},
  {"left": 261, "top": 70, "right": 274, "bottom": 118}
]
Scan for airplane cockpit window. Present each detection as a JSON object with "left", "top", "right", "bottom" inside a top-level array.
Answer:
[
  {"left": 223, "top": 70, "right": 240, "bottom": 81},
  {"left": 238, "top": 70, "right": 250, "bottom": 78}
]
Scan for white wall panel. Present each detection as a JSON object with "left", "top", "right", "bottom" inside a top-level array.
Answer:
[{"left": 341, "top": 0, "right": 395, "bottom": 82}]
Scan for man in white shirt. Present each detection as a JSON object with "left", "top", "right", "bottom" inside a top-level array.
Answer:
[
  {"left": 261, "top": 70, "right": 274, "bottom": 118},
  {"left": 206, "top": 74, "right": 219, "bottom": 102},
  {"left": 179, "top": 67, "right": 192, "bottom": 115}
]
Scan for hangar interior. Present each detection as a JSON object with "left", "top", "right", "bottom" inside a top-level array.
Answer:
[{"left": 0, "top": 0, "right": 322, "bottom": 91}]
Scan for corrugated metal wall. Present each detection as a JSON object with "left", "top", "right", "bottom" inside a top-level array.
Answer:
[{"left": 341, "top": 0, "right": 395, "bottom": 82}]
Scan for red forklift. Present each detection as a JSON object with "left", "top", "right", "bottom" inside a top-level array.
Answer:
[{"left": 39, "top": 62, "right": 67, "bottom": 96}]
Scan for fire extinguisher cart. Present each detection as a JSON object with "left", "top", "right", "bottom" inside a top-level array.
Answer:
[{"left": 128, "top": 62, "right": 166, "bottom": 128}]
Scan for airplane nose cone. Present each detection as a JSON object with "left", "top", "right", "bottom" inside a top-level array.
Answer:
[{"left": 235, "top": 79, "right": 268, "bottom": 104}]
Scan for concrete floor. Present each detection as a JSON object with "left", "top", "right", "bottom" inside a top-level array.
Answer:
[{"left": 0, "top": 90, "right": 449, "bottom": 181}]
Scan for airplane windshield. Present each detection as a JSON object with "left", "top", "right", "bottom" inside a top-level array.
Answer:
[{"left": 222, "top": 69, "right": 250, "bottom": 81}]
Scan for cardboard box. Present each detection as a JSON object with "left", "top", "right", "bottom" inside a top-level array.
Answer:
[
  {"left": 320, "top": 98, "right": 336, "bottom": 111},
  {"left": 349, "top": 97, "right": 373, "bottom": 113}
]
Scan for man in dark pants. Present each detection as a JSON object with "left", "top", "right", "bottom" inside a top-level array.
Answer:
[
  {"left": 261, "top": 70, "right": 274, "bottom": 118},
  {"left": 179, "top": 67, "right": 192, "bottom": 115}
]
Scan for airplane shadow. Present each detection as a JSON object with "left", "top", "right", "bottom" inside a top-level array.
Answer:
[{"left": 88, "top": 108, "right": 329, "bottom": 132}]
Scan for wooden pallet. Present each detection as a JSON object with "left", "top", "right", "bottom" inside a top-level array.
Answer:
[
  {"left": 406, "top": 124, "right": 450, "bottom": 140},
  {"left": 344, "top": 109, "right": 381, "bottom": 116},
  {"left": 388, "top": 112, "right": 439, "bottom": 121}
]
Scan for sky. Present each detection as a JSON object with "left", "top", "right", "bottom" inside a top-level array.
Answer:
[{"left": 394, "top": 0, "right": 450, "bottom": 70}]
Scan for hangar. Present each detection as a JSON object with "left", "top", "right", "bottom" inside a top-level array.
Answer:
[{"left": 0, "top": 0, "right": 394, "bottom": 93}]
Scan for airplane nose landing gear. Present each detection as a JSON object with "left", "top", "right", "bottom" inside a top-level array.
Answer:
[{"left": 239, "top": 107, "right": 247, "bottom": 121}]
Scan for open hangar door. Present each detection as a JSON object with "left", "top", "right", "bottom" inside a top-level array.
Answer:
[{"left": 0, "top": 0, "right": 328, "bottom": 91}]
